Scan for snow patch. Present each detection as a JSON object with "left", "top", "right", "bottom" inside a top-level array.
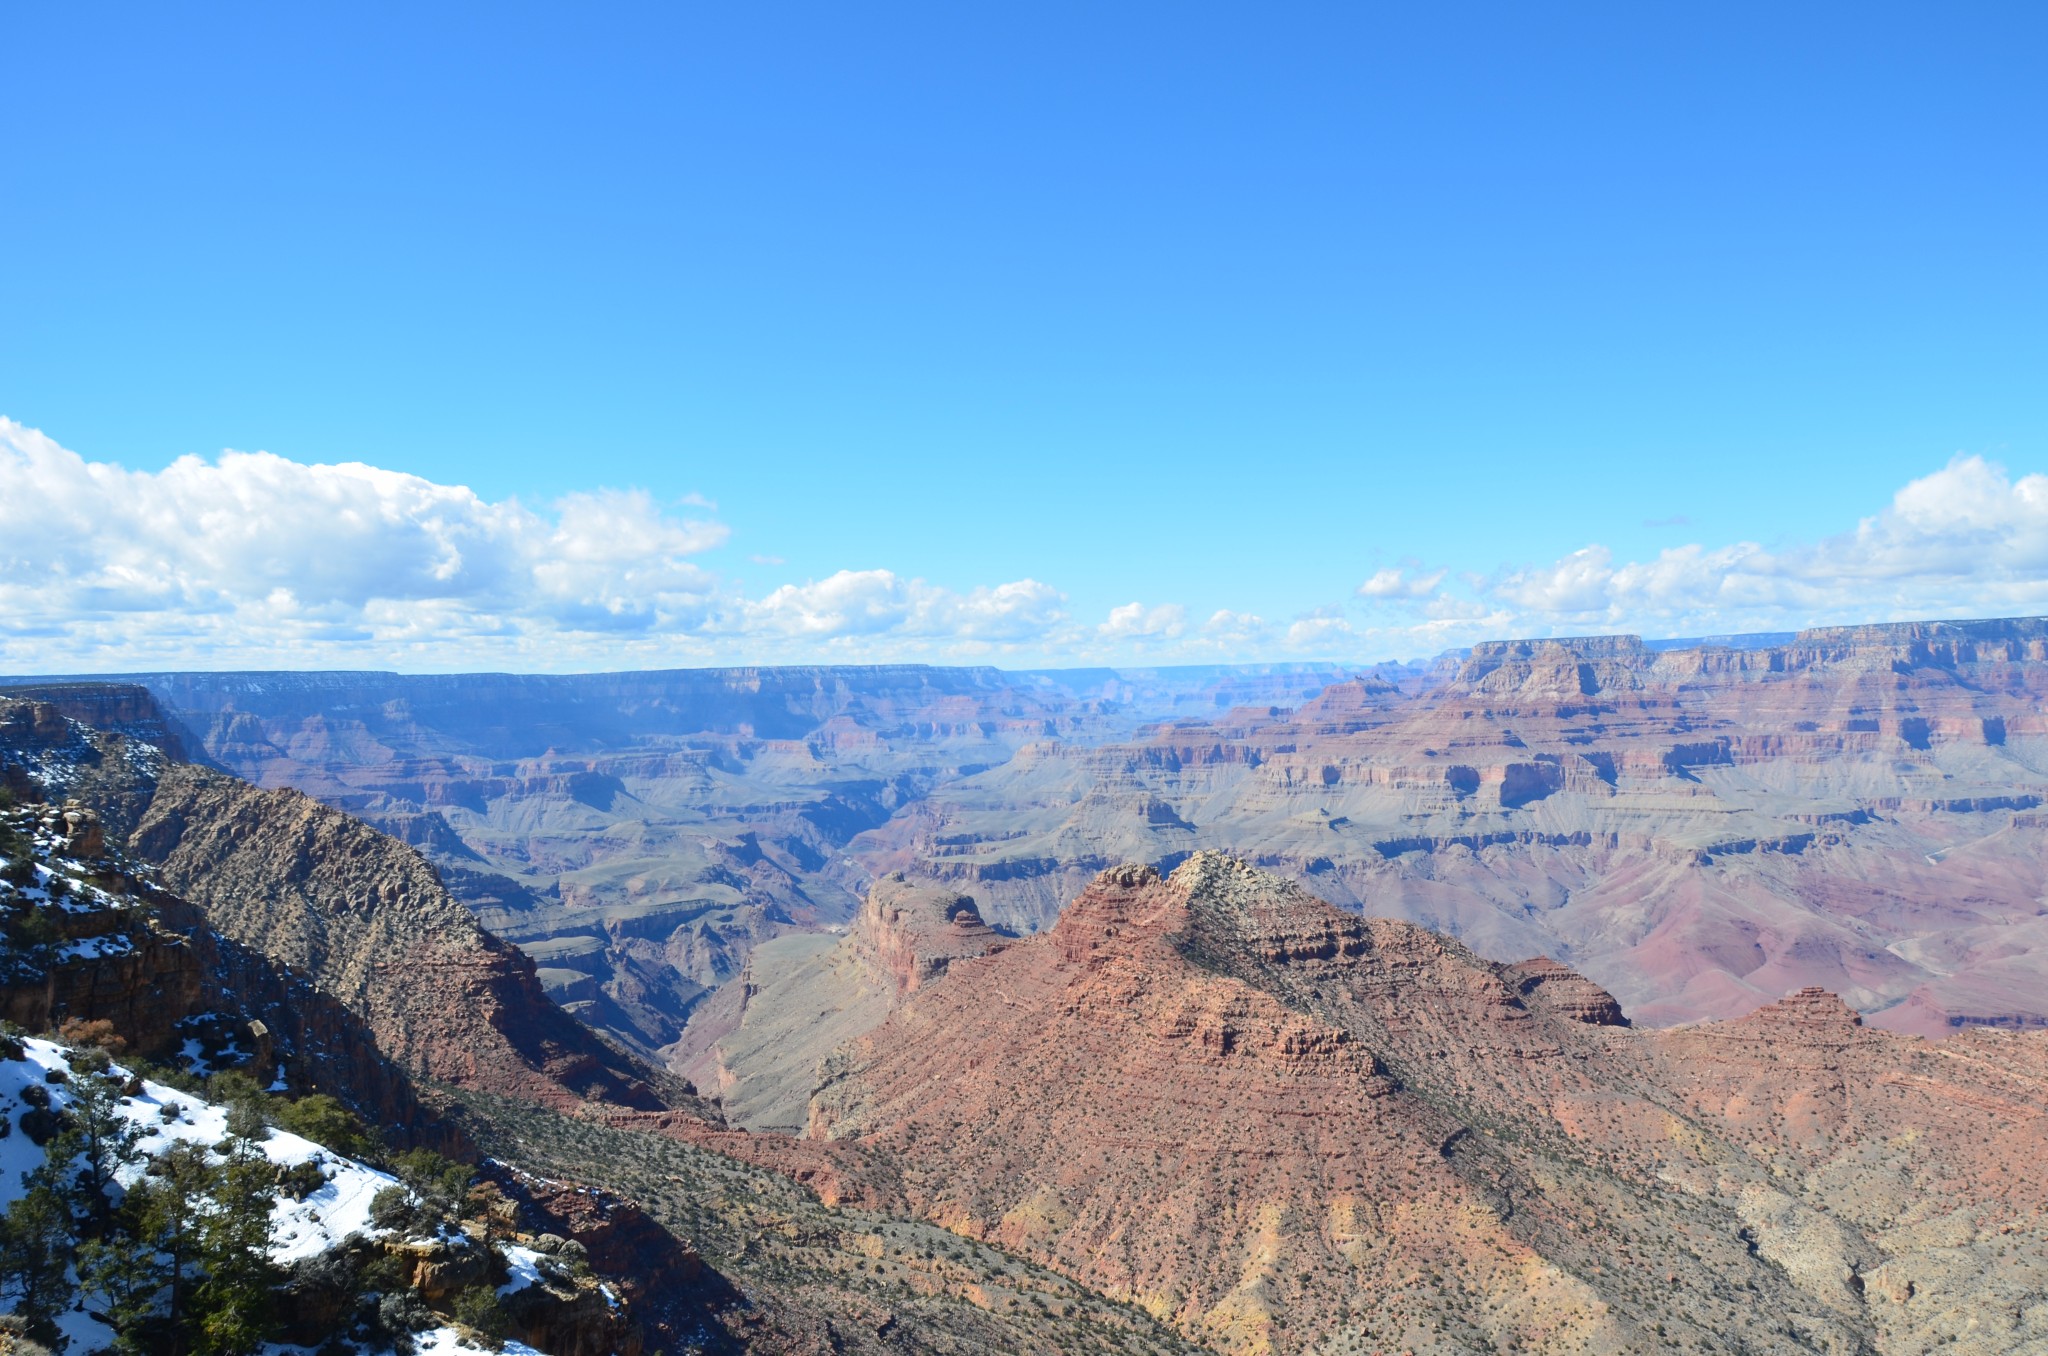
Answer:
[{"left": 1, "top": 1037, "right": 406, "bottom": 1265}]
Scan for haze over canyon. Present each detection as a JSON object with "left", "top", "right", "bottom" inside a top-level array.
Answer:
[{"left": 5, "top": 615, "right": 2047, "bottom": 1353}]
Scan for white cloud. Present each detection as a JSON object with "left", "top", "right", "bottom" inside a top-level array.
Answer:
[
  {"left": 1482, "top": 456, "right": 2048, "bottom": 631},
  {"left": 745, "top": 571, "right": 1066, "bottom": 642},
  {"left": 1098, "top": 602, "right": 1187, "bottom": 641},
  {"left": 1283, "top": 615, "right": 1355, "bottom": 649},
  {"left": 1202, "top": 609, "right": 1268, "bottom": 640},
  {"left": 1491, "top": 546, "right": 1621, "bottom": 614},
  {"left": 0, "top": 423, "right": 734, "bottom": 641},
  {"left": 0, "top": 419, "right": 1067, "bottom": 669},
  {"left": 1356, "top": 567, "right": 1446, "bottom": 600},
  {"left": 3, "top": 418, "right": 2043, "bottom": 671}
]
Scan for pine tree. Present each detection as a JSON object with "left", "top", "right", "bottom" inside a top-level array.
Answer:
[
  {"left": 270, "top": 1094, "right": 372, "bottom": 1159},
  {"left": 80, "top": 1141, "right": 212, "bottom": 1355},
  {"left": 189, "top": 1130, "right": 279, "bottom": 1356},
  {"left": 0, "top": 1179, "right": 75, "bottom": 1347},
  {"left": 63, "top": 1056, "right": 142, "bottom": 1237}
]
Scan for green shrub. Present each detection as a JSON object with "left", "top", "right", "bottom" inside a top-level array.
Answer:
[
  {"left": 368, "top": 1186, "right": 421, "bottom": 1235},
  {"left": 451, "top": 1285, "right": 510, "bottom": 1346},
  {"left": 277, "top": 1160, "right": 329, "bottom": 1202},
  {"left": 358, "top": 1249, "right": 412, "bottom": 1297},
  {"left": 375, "top": 1288, "right": 435, "bottom": 1341},
  {"left": 273, "top": 1095, "right": 374, "bottom": 1160},
  {"left": 391, "top": 1149, "right": 472, "bottom": 1214},
  {"left": 203, "top": 1070, "right": 270, "bottom": 1121}
]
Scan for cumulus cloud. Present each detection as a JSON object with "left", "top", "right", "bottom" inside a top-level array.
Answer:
[
  {"left": 1483, "top": 456, "right": 2048, "bottom": 630},
  {"left": 1283, "top": 615, "right": 1355, "bottom": 649},
  {"left": 1356, "top": 567, "right": 1446, "bottom": 600},
  {"left": 745, "top": 571, "right": 1066, "bottom": 642},
  {"left": 0, "top": 419, "right": 1065, "bottom": 669},
  {"left": 1098, "top": 602, "right": 1187, "bottom": 642},
  {"left": 4, "top": 417, "right": 2043, "bottom": 671},
  {"left": 1202, "top": 609, "right": 1268, "bottom": 640}
]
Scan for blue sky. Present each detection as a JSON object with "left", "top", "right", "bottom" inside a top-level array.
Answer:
[{"left": 3, "top": 3, "right": 2044, "bottom": 671}]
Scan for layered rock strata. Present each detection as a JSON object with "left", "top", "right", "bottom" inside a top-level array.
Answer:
[
  {"left": 667, "top": 874, "right": 1008, "bottom": 1132},
  {"left": 858, "top": 616, "right": 2048, "bottom": 1034},
  {"left": 810, "top": 854, "right": 2048, "bottom": 1355}
]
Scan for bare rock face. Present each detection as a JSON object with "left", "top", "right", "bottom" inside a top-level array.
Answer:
[
  {"left": 809, "top": 854, "right": 2048, "bottom": 1355},
  {"left": 488, "top": 1164, "right": 701, "bottom": 1356},
  {"left": 0, "top": 684, "right": 204, "bottom": 762},
  {"left": 852, "top": 873, "right": 1006, "bottom": 996},
  {"left": 665, "top": 873, "right": 1008, "bottom": 1133},
  {"left": 129, "top": 763, "right": 670, "bottom": 1112},
  {"left": 0, "top": 700, "right": 455, "bottom": 1146},
  {"left": 864, "top": 615, "right": 2048, "bottom": 1037},
  {"left": 1499, "top": 955, "right": 1631, "bottom": 1026}
]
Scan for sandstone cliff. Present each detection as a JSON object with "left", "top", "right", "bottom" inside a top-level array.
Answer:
[
  {"left": 667, "top": 873, "right": 1009, "bottom": 1132},
  {"left": 809, "top": 854, "right": 2048, "bottom": 1355},
  {"left": 129, "top": 763, "right": 673, "bottom": 1112},
  {"left": 857, "top": 615, "right": 2048, "bottom": 1036}
]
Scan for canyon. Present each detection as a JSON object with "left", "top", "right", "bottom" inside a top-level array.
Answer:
[
  {"left": 808, "top": 853, "right": 2048, "bottom": 1354},
  {"left": 6, "top": 652, "right": 2048, "bottom": 1353},
  {"left": 851, "top": 617, "right": 2048, "bottom": 1038},
  {"left": 22, "top": 615, "right": 2048, "bottom": 1056},
  {"left": 0, "top": 691, "right": 1203, "bottom": 1354}
]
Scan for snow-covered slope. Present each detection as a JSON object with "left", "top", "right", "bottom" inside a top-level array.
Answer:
[{"left": 1, "top": 1036, "right": 548, "bottom": 1356}]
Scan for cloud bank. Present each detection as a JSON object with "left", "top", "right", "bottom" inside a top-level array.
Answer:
[
  {"left": 0, "top": 418, "right": 1068, "bottom": 669},
  {"left": 1, "top": 417, "right": 2042, "bottom": 671},
  {"left": 1482, "top": 457, "right": 2048, "bottom": 630}
]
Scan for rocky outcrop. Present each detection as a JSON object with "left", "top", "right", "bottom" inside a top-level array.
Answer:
[
  {"left": 665, "top": 874, "right": 1009, "bottom": 1133},
  {"left": 850, "top": 873, "right": 1007, "bottom": 996},
  {"left": 487, "top": 1165, "right": 701, "bottom": 1356},
  {"left": 1, "top": 692, "right": 684, "bottom": 1127},
  {"left": 128, "top": 763, "right": 671, "bottom": 1112},
  {"left": 0, "top": 718, "right": 457, "bottom": 1149},
  {"left": 0, "top": 682, "right": 207, "bottom": 764},
  {"left": 808, "top": 855, "right": 2048, "bottom": 1355},
  {"left": 862, "top": 615, "right": 2048, "bottom": 1036},
  {"left": 1499, "top": 956, "right": 1630, "bottom": 1026}
]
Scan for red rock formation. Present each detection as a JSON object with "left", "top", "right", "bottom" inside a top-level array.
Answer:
[
  {"left": 851, "top": 873, "right": 1007, "bottom": 996},
  {"left": 664, "top": 874, "right": 1011, "bottom": 1133},
  {"left": 865, "top": 617, "right": 2048, "bottom": 1036},
  {"left": 129, "top": 764, "right": 673, "bottom": 1113},
  {"left": 809, "top": 855, "right": 2048, "bottom": 1355}
]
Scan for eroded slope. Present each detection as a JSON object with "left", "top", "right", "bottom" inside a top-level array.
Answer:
[{"left": 811, "top": 854, "right": 2048, "bottom": 1355}]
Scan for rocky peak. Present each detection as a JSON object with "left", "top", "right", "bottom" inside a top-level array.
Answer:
[
  {"left": 1741, "top": 984, "right": 1865, "bottom": 1031},
  {"left": 1166, "top": 850, "right": 1374, "bottom": 968},
  {"left": 0, "top": 682, "right": 204, "bottom": 763},
  {"left": 808, "top": 854, "right": 2019, "bottom": 1354},
  {"left": 1499, "top": 956, "right": 1630, "bottom": 1026},
  {"left": 1452, "top": 634, "right": 1651, "bottom": 701},
  {"left": 853, "top": 872, "right": 1008, "bottom": 995},
  {"left": 1465, "top": 634, "right": 1650, "bottom": 664},
  {"left": 1046, "top": 862, "right": 1177, "bottom": 964},
  {"left": 0, "top": 699, "right": 74, "bottom": 749}
]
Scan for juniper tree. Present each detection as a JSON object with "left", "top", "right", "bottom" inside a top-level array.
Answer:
[{"left": 64, "top": 1056, "right": 142, "bottom": 1235}]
